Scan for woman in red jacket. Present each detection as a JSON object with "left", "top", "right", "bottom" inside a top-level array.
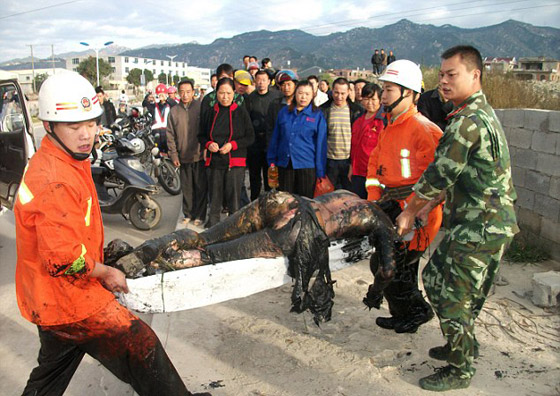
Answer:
[
  {"left": 348, "top": 83, "right": 384, "bottom": 199},
  {"left": 199, "top": 78, "right": 254, "bottom": 228}
]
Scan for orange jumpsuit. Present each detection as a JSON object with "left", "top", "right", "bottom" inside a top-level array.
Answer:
[
  {"left": 15, "top": 136, "right": 115, "bottom": 326},
  {"left": 366, "top": 105, "right": 443, "bottom": 251},
  {"left": 15, "top": 136, "right": 191, "bottom": 395}
]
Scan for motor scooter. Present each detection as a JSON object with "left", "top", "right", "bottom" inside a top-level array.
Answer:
[{"left": 91, "top": 138, "right": 162, "bottom": 230}]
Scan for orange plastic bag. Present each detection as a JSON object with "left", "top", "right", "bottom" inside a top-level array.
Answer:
[{"left": 314, "top": 176, "right": 334, "bottom": 197}]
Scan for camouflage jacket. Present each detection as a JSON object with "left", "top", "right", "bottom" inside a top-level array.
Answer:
[{"left": 413, "top": 90, "right": 519, "bottom": 243}]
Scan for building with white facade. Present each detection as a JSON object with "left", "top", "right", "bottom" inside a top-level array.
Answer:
[{"left": 65, "top": 55, "right": 211, "bottom": 88}]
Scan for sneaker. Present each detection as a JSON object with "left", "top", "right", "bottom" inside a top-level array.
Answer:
[
  {"left": 429, "top": 344, "right": 479, "bottom": 361},
  {"left": 375, "top": 316, "right": 397, "bottom": 330},
  {"left": 419, "top": 365, "right": 471, "bottom": 391}
]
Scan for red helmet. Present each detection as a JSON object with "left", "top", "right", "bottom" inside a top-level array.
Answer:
[
  {"left": 155, "top": 83, "right": 167, "bottom": 94},
  {"left": 167, "top": 86, "right": 177, "bottom": 94}
]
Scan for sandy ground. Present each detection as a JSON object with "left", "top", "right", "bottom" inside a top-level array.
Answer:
[{"left": 151, "top": 245, "right": 560, "bottom": 396}]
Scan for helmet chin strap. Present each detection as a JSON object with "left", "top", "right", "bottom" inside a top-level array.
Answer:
[
  {"left": 383, "top": 86, "right": 406, "bottom": 113},
  {"left": 48, "top": 122, "right": 91, "bottom": 161}
]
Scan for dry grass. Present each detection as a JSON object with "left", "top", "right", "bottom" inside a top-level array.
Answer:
[{"left": 421, "top": 67, "right": 560, "bottom": 110}]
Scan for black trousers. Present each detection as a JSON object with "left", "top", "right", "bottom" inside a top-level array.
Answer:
[
  {"left": 207, "top": 166, "right": 245, "bottom": 227},
  {"left": 326, "top": 158, "right": 351, "bottom": 191},
  {"left": 180, "top": 160, "right": 207, "bottom": 221},
  {"left": 278, "top": 164, "right": 316, "bottom": 199},
  {"left": 247, "top": 149, "right": 270, "bottom": 201},
  {"left": 22, "top": 300, "right": 191, "bottom": 396},
  {"left": 351, "top": 175, "right": 367, "bottom": 199}
]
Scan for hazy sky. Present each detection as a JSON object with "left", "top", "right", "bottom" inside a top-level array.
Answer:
[{"left": 1, "top": 0, "right": 559, "bottom": 62}]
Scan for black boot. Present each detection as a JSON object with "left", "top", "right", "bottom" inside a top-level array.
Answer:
[{"left": 376, "top": 316, "right": 397, "bottom": 329}]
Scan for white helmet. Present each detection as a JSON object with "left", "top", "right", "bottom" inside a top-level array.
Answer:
[
  {"left": 378, "top": 60, "right": 423, "bottom": 93},
  {"left": 129, "top": 137, "right": 146, "bottom": 154},
  {"left": 39, "top": 71, "right": 103, "bottom": 122}
]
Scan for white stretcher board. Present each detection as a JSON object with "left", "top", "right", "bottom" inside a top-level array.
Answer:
[{"left": 118, "top": 237, "right": 373, "bottom": 313}]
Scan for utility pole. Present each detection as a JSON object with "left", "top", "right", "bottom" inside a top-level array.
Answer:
[
  {"left": 51, "top": 44, "right": 56, "bottom": 74},
  {"left": 28, "top": 44, "right": 36, "bottom": 93},
  {"left": 166, "top": 55, "right": 177, "bottom": 86}
]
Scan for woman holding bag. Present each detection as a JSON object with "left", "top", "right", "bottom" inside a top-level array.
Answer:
[{"left": 267, "top": 81, "right": 327, "bottom": 198}]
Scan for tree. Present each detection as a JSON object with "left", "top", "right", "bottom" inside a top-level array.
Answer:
[
  {"left": 158, "top": 72, "right": 167, "bottom": 83},
  {"left": 143, "top": 69, "right": 154, "bottom": 85},
  {"left": 34, "top": 73, "right": 49, "bottom": 92},
  {"left": 76, "top": 56, "right": 112, "bottom": 86},
  {"left": 172, "top": 74, "right": 180, "bottom": 85},
  {"left": 126, "top": 68, "right": 143, "bottom": 87}
]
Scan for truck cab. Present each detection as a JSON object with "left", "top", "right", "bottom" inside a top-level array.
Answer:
[{"left": 0, "top": 79, "right": 36, "bottom": 210}]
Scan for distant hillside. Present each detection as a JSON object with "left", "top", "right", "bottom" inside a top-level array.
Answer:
[{"left": 121, "top": 19, "right": 560, "bottom": 70}]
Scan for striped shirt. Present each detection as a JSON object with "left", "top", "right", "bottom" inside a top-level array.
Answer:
[{"left": 327, "top": 104, "right": 352, "bottom": 159}]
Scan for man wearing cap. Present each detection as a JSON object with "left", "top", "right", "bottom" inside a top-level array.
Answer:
[
  {"left": 365, "top": 60, "right": 442, "bottom": 335},
  {"left": 247, "top": 62, "right": 260, "bottom": 77},
  {"left": 167, "top": 85, "right": 179, "bottom": 106},
  {"left": 15, "top": 71, "right": 209, "bottom": 396},
  {"left": 396, "top": 45, "right": 519, "bottom": 391},
  {"left": 142, "top": 83, "right": 172, "bottom": 152},
  {"left": 320, "top": 77, "right": 363, "bottom": 191},
  {"left": 234, "top": 69, "right": 255, "bottom": 97}
]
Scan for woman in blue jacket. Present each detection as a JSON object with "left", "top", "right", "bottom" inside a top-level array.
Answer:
[{"left": 267, "top": 81, "right": 327, "bottom": 198}]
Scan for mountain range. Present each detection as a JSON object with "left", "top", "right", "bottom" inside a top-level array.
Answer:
[
  {"left": 2, "top": 19, "right": 558, "bottom": 71},
  {"left": 120, "top": 19, "right": 560, "bottom": 70}
]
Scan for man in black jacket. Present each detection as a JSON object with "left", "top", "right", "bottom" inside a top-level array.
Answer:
[
  {"left": 371, "top": 49, "right": 383, "bottom": 75},
  {"left": 95, "top": 86, "right": 117, "bottom": 127},
  {"left": 246, "top": 70, "right": 282, "bottom": 200},
  {"left": 417, "top": 85, "right": 453, "bottom": 132},
  {"left": 320, "top": 77, "right": 363, "bottom": 190}
]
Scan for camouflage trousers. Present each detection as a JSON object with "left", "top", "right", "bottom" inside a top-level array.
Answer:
[{"left": 423, "top": 230, "right": 512, "bottom": 378}]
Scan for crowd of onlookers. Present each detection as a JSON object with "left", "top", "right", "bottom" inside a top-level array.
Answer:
[{"left": 94, "top": 50, "right": 452, "bottom": 230}]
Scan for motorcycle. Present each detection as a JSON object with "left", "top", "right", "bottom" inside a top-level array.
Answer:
[
  {"left": 91, "top": 137, "right": 162, "bottom": 230},
  {"left": 128, "top": 124, "right": 181, "bottom": 196}
]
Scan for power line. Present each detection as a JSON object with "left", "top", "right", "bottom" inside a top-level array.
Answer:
[{"left": 0, "top": 0, "right": 83, "bottom": 20}]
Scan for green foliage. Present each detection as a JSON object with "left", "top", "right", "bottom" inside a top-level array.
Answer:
[
  {"left": 172, "top": 74, "right": 180, "bottom": 85},
  {"left": 504, "top": 236, "right": 550, "bottom": 263},
  {"left": 76, "top": 56, "right": 112, "bottom": 86},
  {"left": 126, "top": 68, "right": 143, "bottom": 86},
  {"left": 157, "top": 72, "right": 167, "bottom": 83},
  {"left": 33, "top": 73, "right": 49, "bottom": 92},
  {"left": 126, "top": 68, "right": 154, "bottom": 87}
]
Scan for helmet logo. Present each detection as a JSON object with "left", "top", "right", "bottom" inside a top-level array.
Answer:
[
  {"left": 387, "top": 69, "right": 399, "bottom": 76},
  {"left": 81, "top": 97, "right": 92, "bottom": 111}
]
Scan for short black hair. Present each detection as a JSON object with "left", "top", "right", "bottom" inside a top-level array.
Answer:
[
  {"left": 243, "top": 55, "right": 250, "bottom": 60},
  {"left": 361, "top": 83, "right": 382, "bottom": 100},
  {"left": 95, "top": 86, "right": 104, "bottom": 94},
  {"left": 261, "top": 57, "right": 271, "bottom": 68},
  {"left": 354, "top": 78, "right": 368, "bottom": 85},
  {"left": 216, "top": 63, "right": 234, "bottom": 78},
  {"left": 332, "top": 77, "right": 349, "bottom": 89},
  {"left": 320, "top": 80, "right": 330, "bottom": 87},
  {"left": 216, "top": 77, "right": 235, "bottom": 91},
  {"left": 307, "top": 75, "right": 319, "bottom": 83},
  {"left": 178, "top": 79, "right": 194, "bottom": 90},
  {"left": 255, "top": 69, "right": 270, "bottom": 79},
  {"left": 211, "top": 73, "right": 218, "bottom": 79},
  {"left": 441, "top": 45, "right": 483, "bottom": 82}
]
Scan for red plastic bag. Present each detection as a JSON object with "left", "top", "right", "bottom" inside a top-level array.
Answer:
[{"left": 314, "top": 176, "right": 334, "bottom": 197}]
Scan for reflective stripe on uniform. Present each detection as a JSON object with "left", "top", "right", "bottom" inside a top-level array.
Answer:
[
  {"left": 400, "top": 148, "right": 411, "bottom": 179},
  {"left": 18, "top": 179, "right": 34, "bottom": 205},
  {"left": 365, "top": 178, "right": 384, "bottom": 188},
  {"left": 85, "top": 197, "right": 92, "bottom": 227},
  {"left": 64, "top": 244, "right": 88, "bottom": 275}
]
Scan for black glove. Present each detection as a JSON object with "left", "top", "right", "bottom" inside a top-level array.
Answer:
[{"left": 363, "top": 285, "right": 384, "bottom": 310}]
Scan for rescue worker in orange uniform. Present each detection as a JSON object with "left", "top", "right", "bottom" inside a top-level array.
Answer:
[
  {"left": 364, "top": 60, "right": 443, "bottom": 333},
  {"left": 15, "top": 71, "right": 210, "bottom": 396}
]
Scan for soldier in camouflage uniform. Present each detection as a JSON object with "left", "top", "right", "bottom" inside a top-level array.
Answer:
[{"left": 396, "top": 45, "right": 519, "bottom": 391}]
